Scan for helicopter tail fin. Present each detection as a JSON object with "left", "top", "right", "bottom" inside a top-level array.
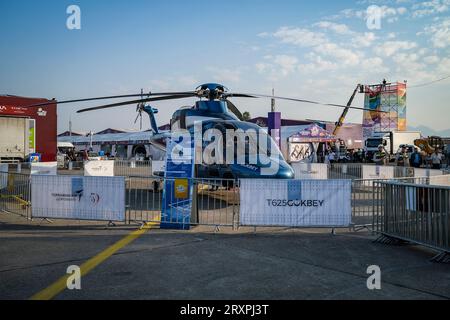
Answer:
[{"left": 143, "top": 106, "right": 159, "bottom": 134}]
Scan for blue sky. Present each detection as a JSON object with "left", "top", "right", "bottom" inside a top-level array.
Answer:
[{"left": 0, "top": 0, "right": 449, "bottom": 134}]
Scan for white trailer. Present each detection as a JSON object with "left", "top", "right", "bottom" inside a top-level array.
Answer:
[
  {"left": 0, "top": 116, "right": 29, "bottom": 162},
  {"left": 364, "top": 131, "right": 422, "bottom": 161}
]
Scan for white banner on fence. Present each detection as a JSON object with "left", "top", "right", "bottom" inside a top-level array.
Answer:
[
  {"left": 414, "top": 168, "right": 443, "bottom": 178},
  {"left": 31, "top": 162, "right": 57, "bottom": 176},
  {"left": 0, "top": 164, "right": 8, "bottom": 189},
  {"left": 428, "top": 175, "right": 450, "bottom": 186},
  {"left": 31, "top": 175, "right": 125, "bottom": 221},
  {"left": 240, "top": 179, "right": 351, "bottom": 227},
  {"left": 84, "top": 160, "right": 115, "bottom": 177},
  {"left": 362, "top": 165, "right": 394, "bottom": 180},
  {"left": 291, "top": 163, "right": 328, "bottom": 180}
]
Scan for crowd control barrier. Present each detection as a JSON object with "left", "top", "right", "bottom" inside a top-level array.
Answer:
[{"left": 374, "top": 181, "right": 450, "bottom": 262}]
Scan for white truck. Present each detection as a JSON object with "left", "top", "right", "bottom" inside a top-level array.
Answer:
[
  {"left": 0, "top": 116, "right": 29, "bottom": 162},
  {"left": 364, "top": 131, "right": 422, "bottom": 162}
]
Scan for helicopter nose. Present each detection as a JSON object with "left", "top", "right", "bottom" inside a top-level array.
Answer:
[{"left": 276, "top": 163, "right": 295, "bottom": 179}]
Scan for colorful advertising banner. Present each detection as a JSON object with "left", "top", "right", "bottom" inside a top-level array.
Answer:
[
  {"left": 240, "top": 179, "right": 351, "bottom": 227},
  {"left": 160, "top": 135, "right": 195, "bottom": 230},
  {"left": 363, "top": 82, "right": 407, "bottom": 139}
]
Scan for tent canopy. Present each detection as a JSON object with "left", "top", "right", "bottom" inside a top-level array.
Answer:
[{"left": 288, "top": 123, "right": 337, "bottom": 143}]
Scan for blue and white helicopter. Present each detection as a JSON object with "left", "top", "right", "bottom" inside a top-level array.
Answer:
[{"left": 27, "top": 83, "right": 372, "bottom": 180}]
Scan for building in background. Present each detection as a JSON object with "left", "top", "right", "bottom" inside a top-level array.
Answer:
[
  {"left": 362, "top": 81, "right": 407, "bottom": 139},
  {"left": 0, "top": 95, "right": 57, "bottom": 162}
]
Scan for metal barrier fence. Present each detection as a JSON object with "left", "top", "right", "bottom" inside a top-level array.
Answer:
[
  {"left": 114, "top": 160, "right": 153, "bottom": 177},
  {"left": 351, "top": 177, "right": 430, "bottom": 230},
  {"left": 328, "top": 163, "right": 435, "bottom": 180},
  {"left": 373, "top": 181, "right": 450, "bottom": 260},
  {"left": 0, "top": 172, "right": 31, "bottom": 219},
  {"left": 2, "top": 161, "right": 448, "bottom": 179},
  {"left": 1, "top": 169, "right": 449, "bottom": 233},
  {"left": 126, "top": 177, "right": 238, "bottom": 228}
]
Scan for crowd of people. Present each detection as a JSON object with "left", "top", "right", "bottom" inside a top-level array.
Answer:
[
  {"left": 373, "top": 145, "right": 447, "bottom": 169},
  {"left": 320, "top": 145, "right": 448, "bottom": 169}
]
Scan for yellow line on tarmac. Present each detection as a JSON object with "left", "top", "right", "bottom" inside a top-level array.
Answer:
[{"left": 30, "top": 222, "right": 159, "bottom": 300}]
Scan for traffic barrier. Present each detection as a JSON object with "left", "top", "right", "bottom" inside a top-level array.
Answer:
[
  {"left": 0, "top": 164, "right": 8, "bottom": 189},
  {"left": 1, "top": 165, "right": 449, "bottom": 231},
  {"left": 351, "top": 177, "right": 430, "bottom": 230},
  {"left": 114, "top": 160, "right": 152, "bottom": 177},
  {"left": 30, "top": 162, "right": 57, "bottom": 176},
  {"left": 429, "top": 175, "right": 450, "bottom": 186},
  {"left": 0, "top": 172, "right": 31, "bottom": 218},
  {"left": 291, "top": 163, "right": 328, "bottom": 179},
  {"left": 84, "top": 160, "right": 115, "bottom": 177},
  {"left": 126, "top": 176, "right": 238, "bottom": 228},
  {"left": 31, "top": 175, "right": 126, "bottom": 222},
  {"left": 240, "top": 179, "right": 351, "bottom": 228},
  {"left": 373, "top": 181, "right": 450, "bottom": 258}
]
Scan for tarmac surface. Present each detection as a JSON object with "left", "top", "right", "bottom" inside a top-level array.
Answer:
[{"left": 0, "top": 211, "right": 449, "bottom": 300}]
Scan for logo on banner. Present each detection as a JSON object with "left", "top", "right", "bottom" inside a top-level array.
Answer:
[
  {"left": 0, "top": 106, "right": 6, "bottom": 112},
  {"left": 72, "top": 178, "right": 84, "bottom": 201},
  {"left": 37, "top": 108, "right": 47, "bottom": 117},
  {"left": 288, "top": 180, "right": 302, "bottom": 201},
  {"left": 90, "top": 193, "right": 100, "bottom": 205},
  {"left": 175, "top": 179, "right": 189, "bottom": 199}
]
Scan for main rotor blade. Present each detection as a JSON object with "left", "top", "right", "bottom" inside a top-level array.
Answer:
[
  {"left": 22, "top": 92, "right": 197, "bottom": 108},
  {"left": 226, "top": 92, "right": 388, "bottom": 113},
  {"left": 225, "top": 100, "right": 244, "bottom": 121},
  {"left": 223, "top": 93, "right": 258, "bottom": 99},
  {"left": 134, "top": 113, "right": 140, "bottom": 124},
  {"left": 76, "top": 94, "right": 196, "bottom": 113}
]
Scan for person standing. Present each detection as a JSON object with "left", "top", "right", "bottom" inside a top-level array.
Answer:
[
  {"left": 395, "top": 146, "right": 410, "bottom": 167},
  {"left": 431, "top": 149, "right": 443, "bottom": 170},
  {"left": 410, "top": 148, "right": 423, "bottom": 168},
  {"left": 327, "top": 149, "right": 336, "bottom": 164},
  {"left": 373, "top": 145, "right": 388, "bottom": 166}
]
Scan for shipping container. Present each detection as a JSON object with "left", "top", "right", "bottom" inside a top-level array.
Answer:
[{"left": 0, "top": 95, "right": 57, "bottom": 162}]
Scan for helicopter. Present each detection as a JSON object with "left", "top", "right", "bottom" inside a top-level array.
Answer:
[{"left": 25, "top": 83, "right": 380, "bottom": 180}]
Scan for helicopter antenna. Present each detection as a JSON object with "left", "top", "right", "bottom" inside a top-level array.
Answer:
[{"left": 271, "top": 88, "right": 276, "bottom": 112}]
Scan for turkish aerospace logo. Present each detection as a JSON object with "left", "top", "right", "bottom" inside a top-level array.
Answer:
[{"left": 89, "top": 193, "right": 100, "bottom": 206}]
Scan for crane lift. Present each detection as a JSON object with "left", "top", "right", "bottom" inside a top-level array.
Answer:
[
  {"left": 329, "top": 84, "right": 364, "bottom": 161},
  {"left": 333, "top": 84, "right": 363, "bottom": 137}
]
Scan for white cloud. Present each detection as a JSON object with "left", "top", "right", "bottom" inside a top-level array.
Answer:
[
  {"left": 420, "top": 17, "right": 450, "bottom": 48},
  {"left": 208, "top": 67, "right": 242, "bottom": 84},
  {"left": 314, "top": 43, "right": 364, "bottom": 65},
  {"left": 333, "top": 5, "right": 407, "bottom": 20},
  {"left": 272, "top": 27, "right": 327, "bottom": 47},
  {"left": 374, "top": 40, "right": 418, "bottom": 56},
  {"left": 274, "top": 55, "right": 299, "bottom": 76},
  {"left": 412, "top": 0, "right": 450, "bottom": 18},
  {"left": 313, "top": 21, "right": 353, "bottom": 35},
  {"left": 424, "top": 55, "right": 441, "bottom": 63},
  {"left": 360, "top": 57, "right": 390, "bottom": 73},
  {"left": 352, "top": 32, "right": 377, "bottom": 48},
  {"left": 387, "top": 32, "right": 397, "bottom": 39},
  {"left": 298, "top": 55, "right": 338, "bottom": 73}
]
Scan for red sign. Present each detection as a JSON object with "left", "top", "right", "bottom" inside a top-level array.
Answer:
[{"left": 0, "top": 105, "right": 48, "bottom": 117}]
